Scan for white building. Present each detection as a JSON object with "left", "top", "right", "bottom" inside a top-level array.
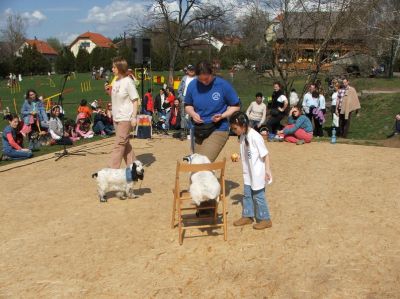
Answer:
[{"left": 70, "top": 31, "right": 114, "bottom": 57}]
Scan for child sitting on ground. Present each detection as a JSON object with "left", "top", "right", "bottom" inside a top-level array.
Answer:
[
  {"left": 77, "top": 99, "right": 92, "bottom": 120},
  {"left": 76, "top": 113, "right": 94, "bottom": 139},
  {"left": 229, "top": 111, "right": 273, "bottom": 230},
  {"left": 2, "top": 114, "right": 33, "bottom": 160}
]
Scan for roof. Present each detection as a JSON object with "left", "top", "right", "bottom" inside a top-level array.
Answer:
[
  {"left": 70, "top": 32, "right": 114, "bottom": 48},
  {"left": 275, "top": 12, "right": 366, "bottom": 41},
  {"left": 25, "top": 39, "right": 58, "bottom": 55}
]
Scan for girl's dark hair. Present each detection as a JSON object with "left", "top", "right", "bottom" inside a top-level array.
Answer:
[
  {"left": 80, "top": 99, "right": 87, "bottom": 106},
  {"left": 291, "top": 88, "right": 296, "bottom": 92},
  {"left": 256, "top": 92, "right": 263, "bottom": 98},
  {"left": 25, "top": 89, "right": 37, "bottom": 99},
  {"left": 195, "top": 61, "right": 213, "bottom": 76},
  {"left": 229, "top": 111, "right": 250, "bottom": 146},
  {"left": 4, "top": 113, "right": 18, "bottom": 122}
]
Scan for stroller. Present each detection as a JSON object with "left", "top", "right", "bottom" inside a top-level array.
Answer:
[{"left": 152, "top": 113, "right": 168, "bottom": 135}]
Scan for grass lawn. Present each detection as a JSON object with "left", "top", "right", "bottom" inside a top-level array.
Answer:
[{"left": 1, "top": 71, "right": 399, "bottom": 163}]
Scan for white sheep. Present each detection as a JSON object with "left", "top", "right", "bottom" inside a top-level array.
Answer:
[{"left": 184, "top": 153, "right": 221, "bottom": 206}]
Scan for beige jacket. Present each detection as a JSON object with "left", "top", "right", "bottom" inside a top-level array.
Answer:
[{"left": 340, "top": 86, "right": 361, "bottom": 120}]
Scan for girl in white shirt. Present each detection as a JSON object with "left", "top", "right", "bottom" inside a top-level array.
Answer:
[
  {"left": 108, "top": 57, "right": 139, "bottom": 169},
  {"left": 230, "top": 111, "right": 272, "bottom": 230}
]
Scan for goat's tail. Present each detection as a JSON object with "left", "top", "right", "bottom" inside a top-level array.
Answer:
[{"left": 91, "top": 172, "right": 98, "bottom": 178}]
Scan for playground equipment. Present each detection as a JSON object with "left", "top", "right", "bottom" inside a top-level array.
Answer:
[
  {"left": 81, "top": 80, "right": 92, "bottom": 92},
  {"left": 43, "top": 88, "right": 74, "bottom": 111},
  {"left": 10, "top": 83, "right": 21, "bottom": 94},
  {"left": 153, "top": 75, "right": 165, "bottom": 84}
]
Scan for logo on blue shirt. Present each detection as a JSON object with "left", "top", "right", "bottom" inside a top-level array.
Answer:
[{"left": 212, "top": 92, "right": 221, "bottom": 101}]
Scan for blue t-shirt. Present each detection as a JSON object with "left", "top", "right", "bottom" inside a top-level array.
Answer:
[
  {"left": 2, "top": 125, "right": 15, "bottom": 152},
  {"left": 185, "top": 77, "right": 240, "bottom": 131}
]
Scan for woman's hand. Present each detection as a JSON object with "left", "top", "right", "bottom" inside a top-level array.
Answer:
[
  {"left": 265, "top": 170, "right": 272, "bottom": 183},
  {"left": 21, "top": 148, "right": 30, "bottom": 152},
  {"left": 212, "top": 114, "right": 223, "bottom": 123},
  {"left": 131, "top": 117, "right": 137, "bottom": 127},
  {"left": 277, "top": 130, "right": 283, "bottom": 135},
  {"left": 192, "top": 112, "right": 204, "bottom": 124}
]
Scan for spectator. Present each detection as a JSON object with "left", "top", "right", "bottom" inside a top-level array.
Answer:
[
  {"left": 48, "top": 106, "right": 73, "bottom": 145},
  {"left": 76, "top": 113, "right": 94, "bottom": 139},
  {"left": 331, "top": 82, "right": 340, "bottom": 130},
  {"left": 386, "top": 112, "right": 400, "bottom": 138},
  {"left": 178, "top": 64, "right": 196, "bottom": 133},
  {"left": 20, "top": 89, "right": 49, "bottom": 136},
  {"left": 164, "top": 87, "right": 175, "bottom": 129},
  {"left": 169, "top": 99, "right": 182, "bottom": 130},
  {"left": 141, "top": 88, "right": 154, "bottom": 116},
  {"left": 246, "top": 92, "right": 267, "bottom": 130},
  {"left": 77, "top": 99, "right": 92, "bottom": 120},
  {"left": 185, "top": 60, "right": 240, "bottom": 162},
  {"left": 289, "top": 88, "right": 299, "bottom": 107},
  {"left": 335, "top": 78, "right": 361, "bottom": 138},
  {"left": 277, "top": 106, "right": 313, "bottom": 145},
  {"left": 302, "top": 83, "right": 317, "bottom": 118},
  {"left": 93, "top": 107, "right": 114, "bottom": 136},
  {"left": 265, "top": 82, "right": 288, "bottom": 134},
  {"left": 1, "top": 113, "right": 33, "bottom": 160},
  {"left": 154, "top": 88, "right": 166, "bottom": 117}
]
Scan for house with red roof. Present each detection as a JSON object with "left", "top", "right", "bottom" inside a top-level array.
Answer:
[
  {"left": 70, "top": 31, "right": 114, "bottom": 57},
  {"left": 17, "top": 38, "right": 58, "bottom": 63}
]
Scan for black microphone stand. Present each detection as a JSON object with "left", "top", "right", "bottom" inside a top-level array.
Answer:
[{"left": 54, "top": 73, "right": 86, "bottom": 161}]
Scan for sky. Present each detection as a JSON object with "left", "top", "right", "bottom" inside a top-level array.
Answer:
[
  {"left": 0, "top": 0, "right": 263, "bottom": 45},
  {"left": 0, "top": 0, "right": 149, "bottom": 44}
]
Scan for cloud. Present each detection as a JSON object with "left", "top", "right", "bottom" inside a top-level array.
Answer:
[
  {"left": 57, "top": 32, "right": 79, "bottom": 44},
  {"left": 81, "top": 0, "right": 146, "bottom": 25},
  {"left": 21, "top": 10, "right": 47, "bottom": 26}
]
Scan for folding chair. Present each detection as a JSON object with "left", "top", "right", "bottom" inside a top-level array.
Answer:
[{"left": 171, "top": 158, "right": 227, "bottom": 245}]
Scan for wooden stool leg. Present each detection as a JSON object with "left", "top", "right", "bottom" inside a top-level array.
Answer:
[
  {"left": 178, "top": 199, "right": 183, "bottom": 245},
  {"left": 223, "top": 197, "right": 227, "bottom": 241},
  {"left": 171, "top": 193, "right": 177, "bottom": 229}
]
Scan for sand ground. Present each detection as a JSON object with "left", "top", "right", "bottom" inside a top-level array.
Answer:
[{"left": 0, "top": 136, "right": 399, "bottom": 298}]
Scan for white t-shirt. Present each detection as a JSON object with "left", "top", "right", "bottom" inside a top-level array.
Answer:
[
  {"left": 331, "top": 91, "right": 338, "bottom": 106},
  {"left": 111, "top": 76, "right": 139, "bottom": 122},
  {"left": 240, "top": 128, "right": 269, "bottom": 191},
  {"left": 319, "top": 94, "right": 326, "bottom": 109},
  {"left": 183, "top": 76, "right": 196, "bottom": 97}
]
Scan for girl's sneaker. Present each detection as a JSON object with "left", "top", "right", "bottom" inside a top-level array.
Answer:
[
  {"left": 274, "top": 135, "right": 284, "bottom": 142},
  {"left": 296, "top": 139, "right": 305, "bottom": 145}
]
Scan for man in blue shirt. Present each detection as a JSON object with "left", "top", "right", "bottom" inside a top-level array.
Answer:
[{"left": 185, "top": 61, "right": 240, "bottom": 162}]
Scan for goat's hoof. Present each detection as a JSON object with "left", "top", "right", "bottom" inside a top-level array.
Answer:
[
  {"left": 119, "top": 196, "right": 127, "bottom": 200},
  {"left": 100, "top": 197, "right": 107, "bottom": 203}
]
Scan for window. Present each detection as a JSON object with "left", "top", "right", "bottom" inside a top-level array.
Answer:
[{"left": 80, "top": 42, "right": 90, "bottom": 49}]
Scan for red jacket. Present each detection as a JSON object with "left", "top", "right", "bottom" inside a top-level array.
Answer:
[{"left": 144, "top": 92, "right": 154, "bottom": 112}]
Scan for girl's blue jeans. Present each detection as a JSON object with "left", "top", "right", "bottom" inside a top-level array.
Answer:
[
  {"left": 242, "top": 184, "right": 271, "bottom": 221},
  {"left": 3, "top": 148, "right": 33, "bottom": 160}
]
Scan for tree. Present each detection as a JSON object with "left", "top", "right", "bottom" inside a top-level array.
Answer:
[
  {"left": 46, "top": 37, "right": 63, "bottom": 53},
  {"left": 140, "top": 0, "right": 228, "bottom": 85},
  {"left": 55, "top": 47, "right": 75, "bottom": 74},
  {"left": 0, "top": 13, "right": 26, "bottom": 58},
  {"left": 357, "top": 0, "right": 400, "bottom": 77},
  {"left": 263, "top": 0, "right": 367, "bottom": 97},
  {"left": 13, "top": 45, "right": 51, "bottom": 75},
  {"left": 75, "top": 48, "right": 90, "bottom": 72}
]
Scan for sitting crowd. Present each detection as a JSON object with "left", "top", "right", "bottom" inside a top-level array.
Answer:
[{"left": 1, "top": 89, "right": 114, "bottom": 161}]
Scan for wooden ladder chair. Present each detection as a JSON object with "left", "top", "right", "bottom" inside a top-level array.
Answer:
[{"left": 171, "top": 158, "right": 227, "bottom": 245}]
